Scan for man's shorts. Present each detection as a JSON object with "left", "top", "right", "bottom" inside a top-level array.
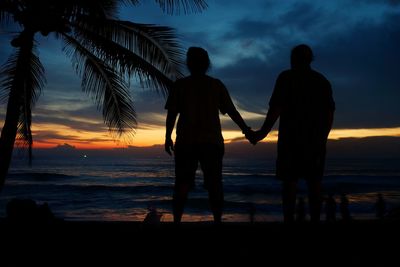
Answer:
[{"left": 174, "top": 144, "right": 224, "bottom": 190}]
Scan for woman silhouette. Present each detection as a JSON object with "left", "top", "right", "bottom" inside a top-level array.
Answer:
[{"left": 165, "top": 47, "right": 251, "bottom": 223}]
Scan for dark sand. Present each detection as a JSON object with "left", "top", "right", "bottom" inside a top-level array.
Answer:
[{"left": 1, "top": 219, "right": 399, "bottom": 266}]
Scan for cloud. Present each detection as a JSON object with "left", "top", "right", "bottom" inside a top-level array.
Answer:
[
  {"left": 215, "top": 56, "right": 279, "bottom": 111},
  {"left": 2, "top": 1, "right": 400, "bottom": 149},
  {"left": 54, "top": 143, "right": 76, "bottom": 150},
  {"left": 388, "top": 0, "right": 400, "bottom": 5},
  {"left": 33, "top": 108, "right": 106, "bottom": 132},
  {"left": 33, "top": 131, "right": 80, "bottom": 141},
  {"left": 362, "top": 0, "right": 400, "bottom": 6},
  {"left": 312, "top": 12, "right": 400, "bottom": 128},
  {"left": 210, "top": 7, "right": 400, "bottom": 129}
]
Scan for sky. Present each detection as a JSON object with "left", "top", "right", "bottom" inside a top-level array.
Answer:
[{"left": 1, "top": 0, "right": 400, "bottom": 150}]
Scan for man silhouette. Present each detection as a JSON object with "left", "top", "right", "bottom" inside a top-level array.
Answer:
[
  {"left": 165, "top": 47, "right": 251, "bottom": 223},
  {"left": 248, "top": 44, "right": 335, "bottom": 223}
]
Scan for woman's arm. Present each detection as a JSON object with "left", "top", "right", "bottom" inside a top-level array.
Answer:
[
  {"left": 165, "top": 110, "right": 178, "bottom": 155},
  {"left": 227, "top": 109, "right": 251, "bottom": 135}
]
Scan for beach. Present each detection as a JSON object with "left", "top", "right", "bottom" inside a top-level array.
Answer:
[
  {"left": 1, "top": 154, "right": 399, "bottom": 266},
  {"left": 1, "top": 219, "right": 399, "bottom": 266}
]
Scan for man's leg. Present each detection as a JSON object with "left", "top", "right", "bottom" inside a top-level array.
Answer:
[
  {"left": 282, "top": 180, "right": 297, "bottom": 223},
  {"left": 307, "top": 179, "right": 322, "bottom": 223},
  {"left": 172, "top": 183, "right": 190, "bottom": 223}
]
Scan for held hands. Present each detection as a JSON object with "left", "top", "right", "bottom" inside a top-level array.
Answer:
[
  {"left": 245, "top": 129, "right": 257, "bottom": 145},
  {"left": 245, "top": 129, "right": 268, "bottom": 145},
  {"left": 165, "top": 137, "right": 174, "bottom": 156}
]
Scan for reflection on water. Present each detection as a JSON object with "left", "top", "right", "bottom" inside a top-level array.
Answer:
[{"left": 1, "top": 157, "right": 399, "bottom": 222}]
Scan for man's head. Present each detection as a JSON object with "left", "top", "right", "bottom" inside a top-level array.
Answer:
[
  {"left": 186, "top": 47, "right": 210, "bottom": 75},
  {"left": 291, "top": 44, "right": 314, "bottom": 69}
]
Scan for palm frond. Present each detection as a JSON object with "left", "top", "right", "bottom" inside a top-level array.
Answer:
[
  {"left": 113, "top": 20, "right": 184, "bottom": 78},
  {"left": 63, "top": 33, "right": 137, "bottom": 136},
  {"left": 120, "top": 0, "right": 140, "bottom": 5},
  {"left": 0, "top": 38, "right": 45, "bottom": 164},
  {"left": 71, "top": 20, "right": 177, "bottom": 95},
  {"left": 69, "top": 0, "right": 120, "bottom": 18},
  {"left": 118, "top": 0, "right": 208, "bottom": 14},
  {"left": 0, "top": 53, "right": 17, "bottom": 104},
  {"left": 73, "top": 17, "right": 184, "bottom": 80},
  {"left": 0, "top": 0, "right": 16, "bottom": 26},
  {"left": 0, "top": 10, "right": 12, "bottom": 26},
  {"left": 154, "top": 0, "right": 208, "bottom": 14},
  {"left": 0, "top": 43, "right": 45, "bottom": 115},
  {"left": 19, "top": 45, "right": 45, "bottom": 164},
  {"left": 76, "top": 32, "right": 174, "bottom": 95}
]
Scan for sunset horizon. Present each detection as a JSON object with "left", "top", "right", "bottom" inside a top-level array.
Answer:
[{"left": 16, "top": 126, "right": 400, "bottom": 150}]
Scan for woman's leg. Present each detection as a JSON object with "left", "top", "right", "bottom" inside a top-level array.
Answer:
[
  {"left": 201, "top": 145, "right": 224, "bottom": 223},
  {"left": 207, "top": 181, "right": 224, "bottom": 223},
  {"left": 282, "top": 180, "right": 297, "bottom": 223},
  {"left": 173, "top": 145, "right": 197, "bottom": 224}
]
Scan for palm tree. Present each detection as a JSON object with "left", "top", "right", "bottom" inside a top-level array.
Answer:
[{"left": 0, "top": 0, "right": 208, "bottom": 191}]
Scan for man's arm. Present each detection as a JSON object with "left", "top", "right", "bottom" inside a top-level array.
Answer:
[
  {"left": 165, "top": 110, "right": 178, "bottom": 156},
  {"left": 325, "top": 110, "right": 334, "bottom": 138},
  {"left": 260, "top": 106, "right": 281, "bottom": 135},
  {"left": 253, "top": 106, "right": 281, "bottom": 143},
  {"left": 251, "top": 73, "right": 286, "bottom": 144}
]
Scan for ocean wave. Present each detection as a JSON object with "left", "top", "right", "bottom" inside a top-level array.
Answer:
[
  {"left": 224, "top": 184, "right": 280, "bottom": 195},
  {"left": 7, "top": 172, "right": 77, "bottom": 181},
  {"left": 4, "top": 183, "right": 173, "bottom": 195}
]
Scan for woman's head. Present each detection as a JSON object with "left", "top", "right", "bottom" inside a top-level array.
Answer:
[
  {"left": 291, "top": 44, "right": 314, "bottom": 69},
  {"left": 186, "top": 47, "right": 210, "bottom": 75}
]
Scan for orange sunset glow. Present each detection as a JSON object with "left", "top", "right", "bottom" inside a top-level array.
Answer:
[{"left": 26, "top": 122, "right": 400, "bottom": 149}]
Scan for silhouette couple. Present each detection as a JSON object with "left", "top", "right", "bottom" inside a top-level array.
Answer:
[{"left": 165, "top": 45, "right": 335, "bottom": 223}]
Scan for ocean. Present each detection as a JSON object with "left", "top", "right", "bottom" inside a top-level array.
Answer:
[{"left": 1, "top": 155, "right": 400, "bottom": 222}]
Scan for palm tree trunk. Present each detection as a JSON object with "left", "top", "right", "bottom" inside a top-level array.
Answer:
[{"left": 0, "top": 31, "right": 34, "bottom": 192}]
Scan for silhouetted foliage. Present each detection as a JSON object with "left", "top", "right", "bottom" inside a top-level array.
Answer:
[
  {"left": 0, "top": 0, "right": 208, "bottom": 191},
  {"left": 6, "top": 198, "right": 55, "bottom": 223}
]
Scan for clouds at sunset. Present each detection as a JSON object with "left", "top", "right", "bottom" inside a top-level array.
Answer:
[{"left": 1, "top": 0, "right": 399, "bottom": 148}]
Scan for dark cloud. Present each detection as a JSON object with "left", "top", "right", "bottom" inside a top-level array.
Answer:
[
  {"left": 33, "top": 131, "right": 80, "bottom": 141},
  {"left": 222, "top": 2, "right": 327, "bottom": 46},
  {"left": 279, "top": 2, "right": 324, "bottom": 32},
  {"left": 212, "top": 8, "right": 400, "bottom": 129},
  {"left": 32, "top": 106, "right": 107, "bottom": 132},
  {"left": 223, "top": 19, "right": 275, "bottom": 40},
  {"left": 131, "top": 89, "right": 167, "bottom": 127},
  {"left": 215, "top": 56, "right": 280, "bottom": 111},
  {"left": 33, "top": 130, "right": 115, "bottom": 144},
  {"left": 313, "top": 12, "right": 400, "bottom": 128},
  {"left": 363, "top": 0, "right": 400, "bottom": 6}
]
